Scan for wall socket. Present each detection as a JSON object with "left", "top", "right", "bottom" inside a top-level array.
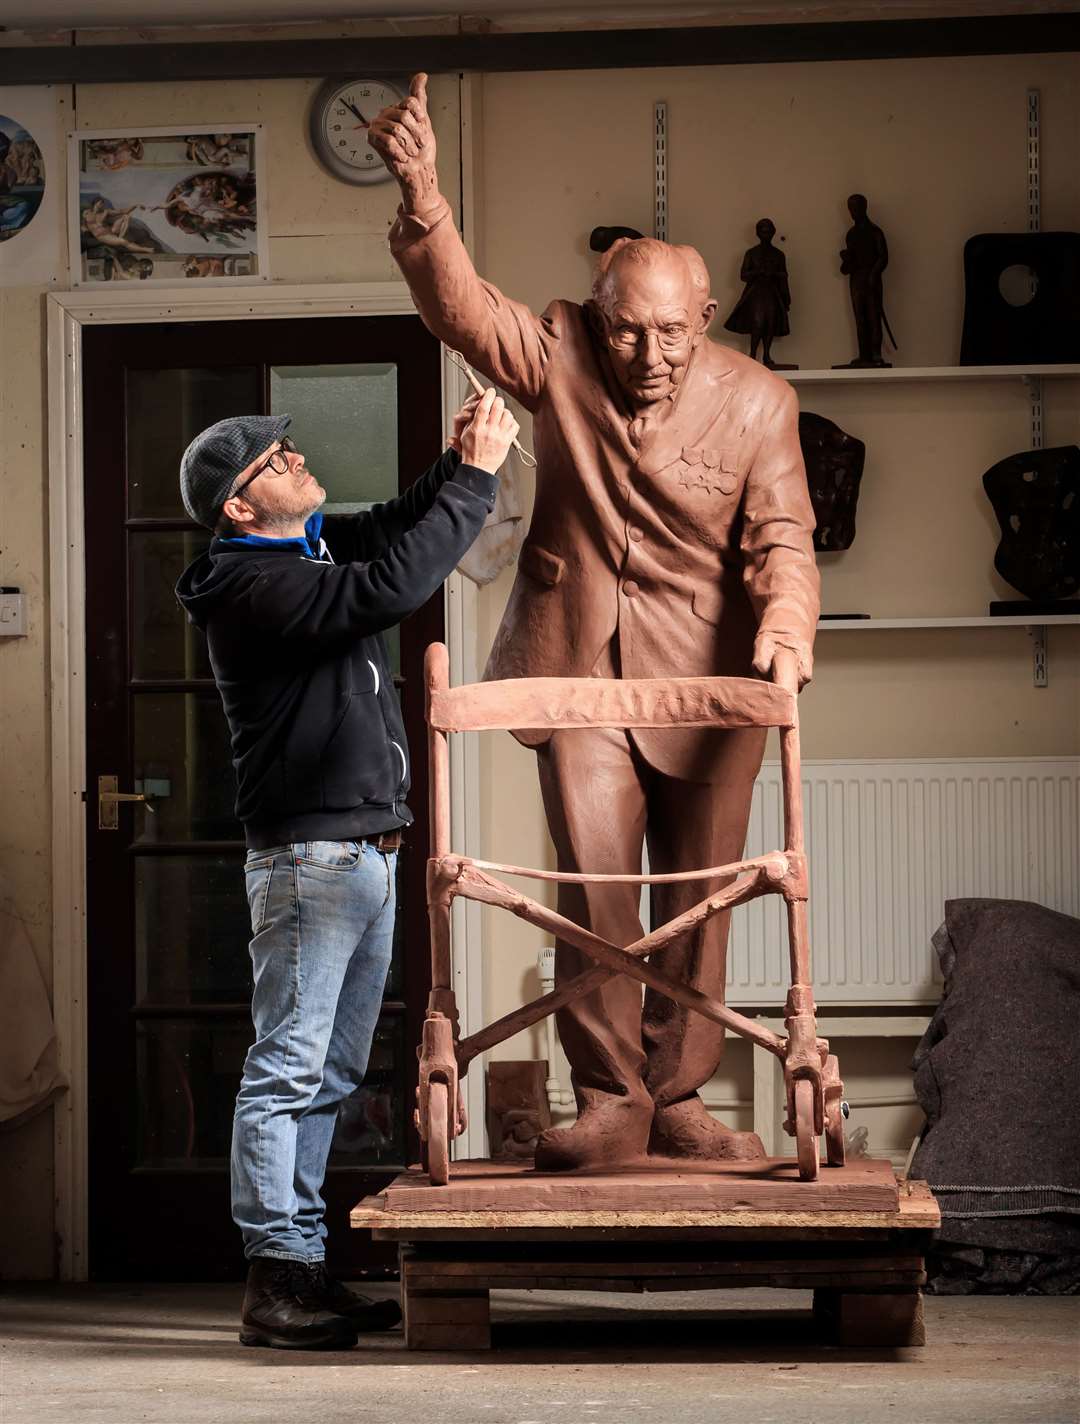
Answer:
[{"left": 0, "top": 589, "right": 27, "bottom": 638}]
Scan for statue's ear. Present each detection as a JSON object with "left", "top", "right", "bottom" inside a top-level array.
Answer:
[{"left": 697, "top": 299, "right": 718, "bottom": 335}]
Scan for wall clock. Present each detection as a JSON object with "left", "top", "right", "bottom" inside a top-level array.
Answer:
[{"left": 310, "top": 78, "right": 406, "bottom": 186}]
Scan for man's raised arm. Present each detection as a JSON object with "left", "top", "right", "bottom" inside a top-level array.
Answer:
[{"left": 368, "top": 73, "right": 552, "bottom": 413}]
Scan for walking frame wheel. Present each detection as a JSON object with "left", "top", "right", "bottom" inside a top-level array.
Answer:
[
  {"left": 417, "top": 1010, "right": 458, "bottom": 1186},
  {"left": 427, "top": 1079, "right": 450, "bottom": 1186},
  {"left": 822, "top": 1053, "right": 847, "bottom": 1168},
  {"left": 794, "top": 1078, "right": 820, "bottom": 1181}
]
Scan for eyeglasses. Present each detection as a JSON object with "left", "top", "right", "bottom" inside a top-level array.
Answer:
[
  {"left": 606, "top": 323, "right": 690, "bottom": 353},
  {"left": 230, "top": 436, "right": 297, "bottom": 501}
]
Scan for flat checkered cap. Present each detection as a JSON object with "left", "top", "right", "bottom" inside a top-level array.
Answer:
[{"left": 179, "top": 413, "right": 292, "bottom": 530}]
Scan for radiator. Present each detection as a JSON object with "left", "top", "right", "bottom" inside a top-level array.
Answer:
[{"left": 725, "top": 757, "right": 1080, "bottom": 1007}]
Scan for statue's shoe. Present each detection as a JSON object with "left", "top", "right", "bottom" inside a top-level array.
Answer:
[
  {"left": 533, "top": 1096, "right": 651, "bottom": 1172},
  {"left": 649, "top": 1095, "right": 766, "bottom": 1162}
]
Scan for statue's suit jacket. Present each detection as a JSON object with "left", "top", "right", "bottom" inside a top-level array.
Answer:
[{"left": 391, "top": 199, "right": 820, "bottom": 783}]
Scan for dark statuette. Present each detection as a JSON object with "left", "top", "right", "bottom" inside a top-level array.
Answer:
[
  {"left": 960, "top": 232, "right": 1080, "bottom": 366},
  {"left": 589, "top": 225, "right": 644, "bottom": 253},
  {"left": 983, "top": 445, "right": 1080, "bottom": 604},
  {"left": 799, "top": 412, "right": 867, "bottom": 552},
  {"left": 834, "top": 194, "right": 896, "bottom": 368},
  {"left": 723, "top": 218, "right": 796, "bottom": 369}
]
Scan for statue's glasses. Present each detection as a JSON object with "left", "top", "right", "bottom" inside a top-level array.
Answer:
[{"left": 606, "top": 323, "right": 690, "bottom": 352}]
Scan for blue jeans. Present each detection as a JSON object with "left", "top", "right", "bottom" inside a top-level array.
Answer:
[{"left": 231, "top": 839, "right": 397, "bottom": 1262}]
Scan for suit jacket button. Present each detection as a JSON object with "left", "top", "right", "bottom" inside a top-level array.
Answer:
[
  {"left": 718, "top": 474, "right": 738, "bottom": 495},
  {"left": 628, "top": 526, "right": 644, "bottom": 543},
  {"left": 622, "top": 579, "right": 640, "bottom": 598}
]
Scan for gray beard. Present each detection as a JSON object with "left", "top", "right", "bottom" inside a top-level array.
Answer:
[{"left": 249, "top": 496, "right": 321, "bottom": 535}]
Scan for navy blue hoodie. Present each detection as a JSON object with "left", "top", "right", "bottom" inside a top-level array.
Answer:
[{"left": 175, "top": 449, "right": 496, "bottom": 849}]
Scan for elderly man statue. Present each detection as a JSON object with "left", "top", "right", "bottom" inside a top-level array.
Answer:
[{"left": 370, "top": 76, "right": 820, "bottom": 1172}]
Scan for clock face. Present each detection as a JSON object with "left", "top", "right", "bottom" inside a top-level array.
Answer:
[{"left": 313, "top": 78, "right": 406, "bottom": 185}]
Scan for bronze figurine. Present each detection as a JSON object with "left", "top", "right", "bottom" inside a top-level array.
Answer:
[
  {"left": 724, "top": 218, "right": 796, "bottom": 369},
  {"left": 835, "top": 194, "right": 895, "bottom": 368}
]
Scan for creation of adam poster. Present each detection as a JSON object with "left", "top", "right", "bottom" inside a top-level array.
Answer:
[{"left": 69, "top": 124, "right": 269, "bottom": 285}]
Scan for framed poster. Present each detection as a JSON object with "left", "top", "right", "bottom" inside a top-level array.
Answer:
[
  {"left": 68, "top": 124, "right": 269, "bottom": 286},
  {"left": 0, "top": 87, "right": 62, "bottom": 287}
]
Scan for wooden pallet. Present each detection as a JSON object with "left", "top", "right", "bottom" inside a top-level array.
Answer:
[{"left": 351, "top": 1165, "right": 939, "bottom": 1351}]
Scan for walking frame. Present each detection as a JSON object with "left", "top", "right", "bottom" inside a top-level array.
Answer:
[{"left": 417, "top": 641, "right": 847, "bottom": 1187}]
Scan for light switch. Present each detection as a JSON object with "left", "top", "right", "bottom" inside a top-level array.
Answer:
[{"left": 0, "top": 589, "right": 27, "bottom": 638}]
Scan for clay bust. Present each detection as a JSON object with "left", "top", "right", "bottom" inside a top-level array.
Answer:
[
  {"left": 724, "top": 218, "right": 794, "bottom": 369},
  {"left": 370, "top": 77, "right": 820, "bottom": 1171},
  {"left": 837, "top": 194, "right": 893, "bottom": 368}
]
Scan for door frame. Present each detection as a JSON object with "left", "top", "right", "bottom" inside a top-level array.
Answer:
[{"left": 46, "top": 280, "right": 486, "bottom": 1280}]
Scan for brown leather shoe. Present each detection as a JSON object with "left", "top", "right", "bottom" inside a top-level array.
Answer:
[
  {"left": 649, "top": 1095, "right": 766, "bottom": 1162},
  {"left": 534, "top": 1093, "right": 652, "bottom": 1172}
]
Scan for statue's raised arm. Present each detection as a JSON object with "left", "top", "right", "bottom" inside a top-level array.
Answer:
[{"left": 368, "top": 73, "right": 552, "bottom": 411}]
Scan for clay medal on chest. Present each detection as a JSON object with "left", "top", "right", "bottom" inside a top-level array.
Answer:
[{"left": 677, "top": 447, "right": 739, "bottom": 496}]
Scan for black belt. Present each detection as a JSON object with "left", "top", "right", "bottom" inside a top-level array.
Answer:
[{"left": 363, "top": 829, "right": 403, "bottom": 853}]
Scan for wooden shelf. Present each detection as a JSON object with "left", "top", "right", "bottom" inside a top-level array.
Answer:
[
  {"left": 818, "top": 615, "right": 1080, "bottom": 629},
  {"left": 780, "top": 364, "right": 1080, "bottom": 384}
]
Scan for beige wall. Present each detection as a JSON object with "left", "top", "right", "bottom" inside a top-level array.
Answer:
[
  {"left": 470, "top": 54, "right": 1080, "bottom": 1141},
  {"left": 1, "top": 40, "right": 1077, "bottom": 1274}
]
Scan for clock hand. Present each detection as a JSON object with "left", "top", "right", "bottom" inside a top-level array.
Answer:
[{"left": 342, "top": 99, "right": 369, "bottom": 127}]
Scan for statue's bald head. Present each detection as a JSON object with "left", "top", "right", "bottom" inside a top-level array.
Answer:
[
  {"left": 590, "top": 238, "right": 717, "bottom": 407},
  {"left": 592, "top": 237, "right": 710, "bottom": 313}
]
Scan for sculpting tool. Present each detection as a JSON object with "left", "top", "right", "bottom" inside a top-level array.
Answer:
[{"left": 447, "top": 349, "right": 537, "bottom": 467}]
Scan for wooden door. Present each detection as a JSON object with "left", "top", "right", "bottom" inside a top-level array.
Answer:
[{"left": 82, "top": 315, "right": 442, "bottom": 1280}]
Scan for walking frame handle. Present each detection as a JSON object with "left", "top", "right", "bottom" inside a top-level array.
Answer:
[{"left": 771, "top": 646, "right": 799, "bottom": 695}]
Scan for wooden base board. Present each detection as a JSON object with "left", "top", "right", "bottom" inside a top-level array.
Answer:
[{"left": 364, "top": 1155, "right": 900, "bottom": 1215}]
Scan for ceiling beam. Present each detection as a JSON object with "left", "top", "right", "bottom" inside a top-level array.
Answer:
[{"left": 1, "top": 14, "right": 1077, "bottom": 86}]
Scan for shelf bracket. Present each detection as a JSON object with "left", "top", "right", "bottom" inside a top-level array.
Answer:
[
  {"left": 1026, "top": 89, "right": 1043, "bottom": 452},
  {"left": 1028, "top": 624, "right": 1048, "bottom": 688},
  {"left": 653, "top": 100, "right": 668, "bottom": 242},
  {"left": 1022, "top": 374, "right": 1044, "bottom": 449}
]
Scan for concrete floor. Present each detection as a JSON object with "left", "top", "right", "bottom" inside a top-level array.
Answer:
[{"left": 1, "top": 1283, "right": 1077, "bottom": 1424}]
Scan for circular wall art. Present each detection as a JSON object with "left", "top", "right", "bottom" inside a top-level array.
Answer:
[{"left": 0, "top": 116, "right": 45, "bottom": 242}]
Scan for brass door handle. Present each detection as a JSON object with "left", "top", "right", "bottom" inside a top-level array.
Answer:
[{"left": 98, "top": 774, "right": 156, "bottom": 829}]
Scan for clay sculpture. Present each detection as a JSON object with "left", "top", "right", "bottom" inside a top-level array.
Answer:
[{"left": 370, "top": 76, "right": 823, "bottom": 1176}]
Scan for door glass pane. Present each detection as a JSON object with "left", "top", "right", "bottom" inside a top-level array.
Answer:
[
  {"left": 135, "top": 1019, "right": 249, "bottom": 1169},
  {"left": 127, "top": 366, "right": 260, "bottom": 519},
  {"left": 269, "top": 364, "right": 397, "bottom": 513},
  {"left": 135, "top": 855, "right": 250, "bottom": 1005},
  {"left": 133, "top": 692, "right": 239, "bottom": 842},
  {"left": 329, "top": 1015, "right": 406, "bottom": 1167},
  {"left": 135, "top": 1014, "right": 404, "bottom": 1170},
  {"left": 131, "top": 530, "right": 212, "bottom": 680},
  {"left": 383, "top": 855, "right": 405, "bottom": 1000}
]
